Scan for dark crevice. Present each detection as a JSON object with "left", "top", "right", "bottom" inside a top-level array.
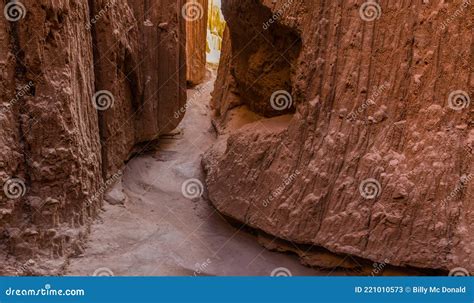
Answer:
[{"left": 87, "top": 0, "right": 108, "bottom": 180}]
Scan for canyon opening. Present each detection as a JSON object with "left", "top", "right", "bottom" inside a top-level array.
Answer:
[{"left": 0, "top": 0, "right": 472, "bottom": 283}]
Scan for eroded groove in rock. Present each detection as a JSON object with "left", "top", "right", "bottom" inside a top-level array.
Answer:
[{"left": 203, "top": 0, "right": 473, "bottom": 273}]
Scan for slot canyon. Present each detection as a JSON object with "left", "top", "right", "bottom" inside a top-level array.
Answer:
[{"left": 0, "top": 0, "right": 472, "bottom": 277}]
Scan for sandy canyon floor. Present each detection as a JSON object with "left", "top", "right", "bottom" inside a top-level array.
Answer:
[{"left": 65, "top": 73, "right": 344, "bottom": 277}]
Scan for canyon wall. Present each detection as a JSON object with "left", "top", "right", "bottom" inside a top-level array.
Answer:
[
  {"left": 185, "top": 0, "right": 208, "bottom": 86},
  {"left": 0, "top": 0, "right": 186, "bottom": 274},
  {"left": 204, "top": 0, "right": 473, "bottom": 273}
]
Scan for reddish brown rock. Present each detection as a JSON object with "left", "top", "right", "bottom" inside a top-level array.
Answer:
[
  {"left": 185, "top": 0, "right": 208, "bottom": 86},
  {"left": 92, "top": 0, "right": 187, "bottom": 177},
  {"left": 210, "top": 27, "right": 240, "bottom": 117},
  {"left": 204, "top": 0, "right": 473, "bottom": 274},
  {"left": 0, "top": 0, "right": 186, "bottom": 274}
]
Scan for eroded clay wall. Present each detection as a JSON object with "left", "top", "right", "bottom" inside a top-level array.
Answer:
[
  {"left": 205, "top": 0, "right": 473, "bottom": 273},
  {"left": 185, "top": 0, "right": 208, "bottom": 86}
]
